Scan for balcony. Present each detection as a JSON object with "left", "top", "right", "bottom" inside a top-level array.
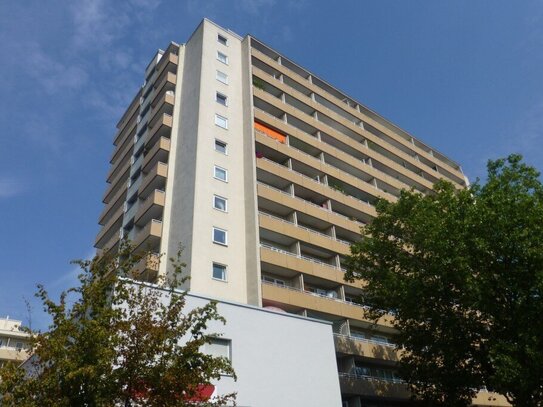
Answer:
[
  {"left": 95, "top": 205, "right": 124, "bottom": 248},
  {"left": 143, "top": 136, "right": 170, "bottom": 173},
  {"left": 148, "top": 91, "right": 174, "bottom": 129},
  {"left": 104, "top": 159, "right": 130, "bottom": 203},
  {"left": 135, "top": 189, "right": 165, "bottom": 226},
  {"left": 133, "top": 252, "right": 161, "bottom": 282},
  {"left": 334, "top": 333, "right": 399, "bottom": 362},
  {"left": 152, "top": 72, "right": 177, "bottom": 107},
  {"left": 0, "top": 347, "right": 30, "bottom": 362},
  {"left": 98, "top": 184, "right": 127, "bottom": 226},
  {"left": 250, "top": 48, "right": 465, "bottom": 182},
  {"left": 133, "top": 219, "right": 162, "bottom": 253},
  {"left": 256, "top": 157, "right": 377, "bottom": 219},
  {"left": 338, "top": 372, "right": 409, "bottom": 399},
  {"left": 139, "top": 161, "right": 168, "bottom": 198},
  {"left": 258, "top": 211, "right": 350, "bottom": 255},
  {"left": 146, "top": 113, "right": 173, "bottom": 149},
  {"left": 260, "top": 242, "right": 356, "bottom": 287}
]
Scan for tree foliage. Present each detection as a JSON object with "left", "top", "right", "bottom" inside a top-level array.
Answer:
[
  {"left": 0, "top": 244, "right": 236, "bottom": 406},
  {"left": 345, "top": 155, "right": 543, "bottom": 406}
]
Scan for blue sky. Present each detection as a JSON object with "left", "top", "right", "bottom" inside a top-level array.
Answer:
[{"left": 1, "top": 0, "right": 542, "bottom": 330}]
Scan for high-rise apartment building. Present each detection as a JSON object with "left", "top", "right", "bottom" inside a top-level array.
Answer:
[{"left": 95, "top": 19, "right": 507, "bottom": 407}]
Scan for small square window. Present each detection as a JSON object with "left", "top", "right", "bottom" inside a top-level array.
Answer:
[
  {"left": 205, "top": 337, "right": 231, "bottom": 360},
  {"left": 212, "top": 263, "right": 227, "bottom": 281},
  {"left": 215, "top": 114, "right": 228, "bottom": 129},
  {"left": 217, "top": 51, "right": 228, "bottom": 65},
  {"left": 214, "top": 166, "right": 227, "bottom": 182},
  {"left": 213, "top": 227, "right": 227, "bottom": 245},
  {"left": 213, "top": 195, "right": 227, "bottom": 212},
  {"left": 215, "top": 139, "right": 227, "bottom": 154},
  {"left": 217, "top": 34, "right": 228, "bottom": 46},
  {"left": 216, "top": 92, "right": 227, "bottom": 106},
  {"left": 216, "top": 71, "right": 228, "bottom": 84}
]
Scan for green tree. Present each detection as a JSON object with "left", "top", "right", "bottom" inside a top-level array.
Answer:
[
  {"left": 345, "top": 155, "right": 543, "bottom": 406},
  {"left": 0, "top": 244, "right": 236, "bottom": 406}
]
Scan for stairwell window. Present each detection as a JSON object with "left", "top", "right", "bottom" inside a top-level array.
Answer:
[
  {"left": 217, "top": 34, "right": 228, "bottom": 46},
  {"left": 216, "top": 70, "right": 228, "bottom": 84},
  {"left": 212, "top": 227, "right": 227, "bottom": 245},
  {"left": 215, "top": 139, "right": 227, "bottom": 154},
  {"left": 212, "top": 263, "right": 227, "bottom": 281},
  {"left": 215, "top": 114, "right": 228, "bottom": 129},
  {"left": 216, "top": 92, "right": 228, "bottom": 106},
  {"left": 214, "top": 166, "right": 228, "bottom": 182},
  {"left": 217, "top": 51, "right": 228, "bottom": 65},
  {"left": 213, "top": 195, "right": 227, "bottom": 212}
]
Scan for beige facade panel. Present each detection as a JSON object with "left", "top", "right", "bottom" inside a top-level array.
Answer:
[
  {"left": 0, "top": 347, "right": 29, "bottom": 362},
  {"left": 472, "top": 392, "right": 510, "bottom": 406},
  {"left": 133, "top": 219, "right": 163, "bottom": 252},
  {"left": 334, "top": 335, "right": 399, "bottom": 362},
  {"left": 98, "top": 184, "right": 127, "bottom": 226},
  {"left": 256, "top": 130, "right": 397, "bottom": 203},
  {"left": 95, "top": 204, "right": 124, "bottom": 247},
  {"left": 133, "top": 252, "right": 161, "bottom": 282},
  {"left": 146, "top": 113, "right": 173, "bottom": 148},
  {"left": 256, "top": 158, "right": 378, "bottom": 219},
  {"left": 257, "top": 183, "right": 362, "bottom": 235},
  {"left": 148, "top": 92, "right": 175, "bottom": 129},
  {"left": 110, "top": 125, "right": 136, "bottom": 167},
  {"left": 261, "top": 283, "right": 393, "bottom": 327},
  {"left": 103, "top": 162, "right": 130, "bottom": 204},
  {"left": 142, "top": 136, "right": 170, "bottom": 173},
  {"left": 114, "top": 93, "right": 141, "bottom": 146},
  {"left": 339, "top": 374, "right": 410, "bottom": 399},
  {"left": 251, "top": 49, "right": 464, "bottom": 182},
  {"left": 139, "top": 161, "right": 168, "bottom": 198},
  {"left": 134, "top": 189, "right": 165, "bottom": 226},
  {"left": 260, "top": 246, "right": 363, "bottom": 289},
  {"left": 258, "top": 213, "right": 350, "bottom": 255}
]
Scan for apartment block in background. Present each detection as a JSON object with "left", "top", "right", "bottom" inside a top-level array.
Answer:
[
  {"left": 0, "top": 317, "right": 31, "bottom": 367},
  {"left": 95, "top": 19, "right": 508, "bottom": 407}
]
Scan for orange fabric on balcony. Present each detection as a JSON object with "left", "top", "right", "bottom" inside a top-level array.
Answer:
[{"left": 254, "top": 122, "right": 286, "bottom": 144}]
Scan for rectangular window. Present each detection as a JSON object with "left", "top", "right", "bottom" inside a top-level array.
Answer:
[
  {"left": 214, "top": 139, "right": 227, "bottom": 154},
  {"left": 15, "top": 342, "right": 23, "bottom": 350},
  {"left": 214, "top": 165, "right": 227, "bottom": 182},
  {"left": 212, "top": 227, "right": 227, "bottom": 245},
  {"left": 215, "top": 114, "right": 228, "bottom": 129},
  {"left": 217, "top": 34, "right": 228, "bottom": 46},
  {"left": 213, "top": 195, "right": 227, "bottom": 212},
  {"left": 205, "top": 337, "right": 231, "bottom": 360},
  {"left": 216, "top": 92, "right": 227, "bottom": 106},
  {"left": 217, "top": 51, "right": 228, "bottom": 65},
  {"left": 216, "top": 70, "right": 228, "bottom": 84},
  {"left": 212, "top": 263, "right": 227, "bottom": 281}
]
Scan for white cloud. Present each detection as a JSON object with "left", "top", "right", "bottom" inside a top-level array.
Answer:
[{"left": 0, "top": 177, "right": 24, "bottom": 198}]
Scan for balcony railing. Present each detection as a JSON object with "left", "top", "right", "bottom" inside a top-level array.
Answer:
[
  {"left": 257, "top": 156, "right": 374, "bottom": 209},
  {"left": 254, "top": 107, "right": 418, "bottom": 192},
  {"left": 260, "top": 242, "right": 340, "bottom": 270},
  {"left": 338, "top": 372, "right": 405, "bottom": 384},
  {"left": 261, "top": 278, "right": 367, "bottom": 309},
  {"left": 256, "top": 127, "right": 398, "bottom": 201},
  {"left": 259, "top": 211, "right": 351, "bottom": 246},
  {"left": 257, "top": 181, "right": 366, "bottom": 227},
  {"left": 333, "top": 333, "right": 395, "bottom": 348}
]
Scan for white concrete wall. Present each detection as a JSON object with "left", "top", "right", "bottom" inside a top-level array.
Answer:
[
  {"left": 161, "top": 19, "right": 260, "bottom": 306},
  {"left": 175, "top": 289, "right": 342, "bottom": 407}
]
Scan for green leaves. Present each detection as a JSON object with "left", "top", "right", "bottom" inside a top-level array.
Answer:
[
  {"left": 0, "top": 243, "right": 236, "bottom": 406},
  {"left": 346, "top": 155, "right": 543, "bottom": 406}
]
